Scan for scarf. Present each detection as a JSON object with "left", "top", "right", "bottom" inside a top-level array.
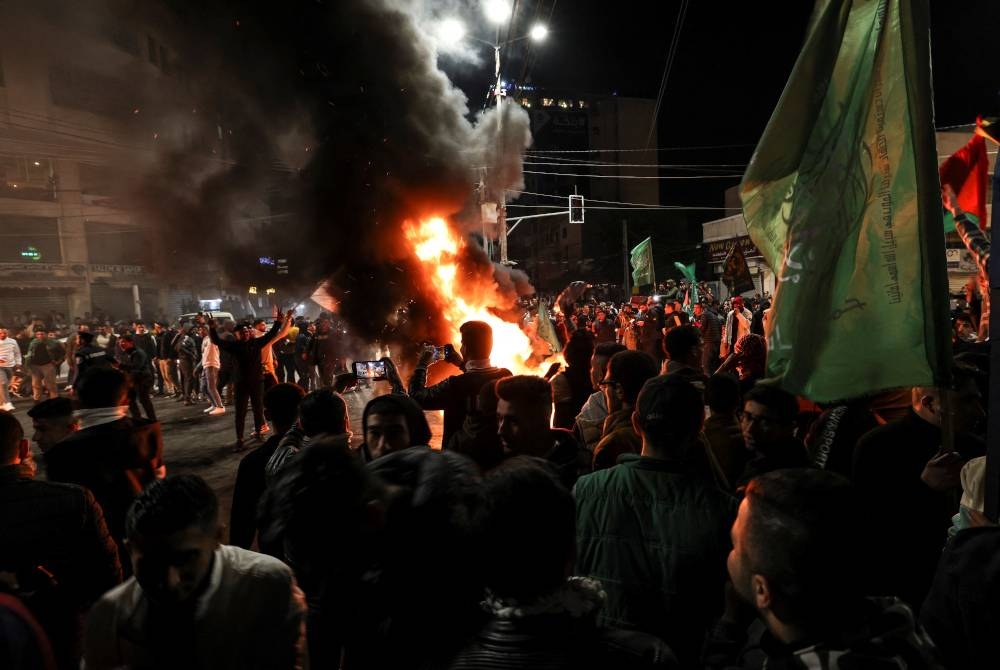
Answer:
[
  {"left": 75, "top": 406, "right": 129, "bottom": 430},
  {"left": 482, "top": 577, "right": 606, "bottom": 620}
]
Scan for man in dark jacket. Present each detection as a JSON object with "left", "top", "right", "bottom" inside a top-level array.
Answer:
[
  {"left": 592, "top": 350, "right": 658, "bottom": 471},
  {"left": 0, "top": 410, "right": 122, "bottom": 670},
  {"left": 229, "top": 382, "right": 305, "bottom": 550},
  {"left": 209, "top": 310, "right": 294, "bottom": 451},
  {"left": 43, "top": 366, "right": 165, "bottom": 558},
  {"left": 574, "top": 374, "right": 737, "bottom": 667},
  {"left": 695, "top": 301, "right": 722, "bottom": 376},
  {"left": 705, "top": 469, "right": 942, "bottom": 670},
  {"left": 448, "top": 458, "right": 677, "bottom": 670},
  {"left": 153, "top": 321, "right": 179, "bottom": 397},
  {"left": 920, "top": 526, "right": 1000, "bottom": 670},
  {"left": 495, "top": 375, "right": 589, "bottom": 489},
  {"left": 409, "top": 320, "right": 511, "bottom": 449},
  {"left": 736, "top": 383, "right": 811, "bottom": 488},
  {"left": 173, "top": 326, "right": 200, "bottom": 405},
  {"left": 71, "top": 331, "right": 113, "bottom": 388},
  {"left": 117, "top": 334, "right": 156, "bottom": 421},
  {"left": 853, "top": 367, "right": 985, "bottom": 611}
]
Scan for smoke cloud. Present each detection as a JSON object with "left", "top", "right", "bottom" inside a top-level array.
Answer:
[{"left": 130, "top": 0, "right": 536, "bottom": 345}]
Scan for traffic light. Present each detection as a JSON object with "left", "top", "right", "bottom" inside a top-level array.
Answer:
[{"left": 569, "top": 194, "right": 584, "bottom": 224}]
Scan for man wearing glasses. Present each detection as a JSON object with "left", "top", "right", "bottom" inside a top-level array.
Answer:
[{"left": 736, "top": 384, "right": 810, "bottom": 488}]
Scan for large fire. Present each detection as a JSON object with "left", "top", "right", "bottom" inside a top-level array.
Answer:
[{"left": 404, "top": 217, "right": 543, "bottom": 375}]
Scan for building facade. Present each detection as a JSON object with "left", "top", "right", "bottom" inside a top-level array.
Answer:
[
  {"left": 504, "top": 87, "right": 667, "bottom": 293},
  {"left": 0, "top": 1, "right": 260, "bottom": 325}
]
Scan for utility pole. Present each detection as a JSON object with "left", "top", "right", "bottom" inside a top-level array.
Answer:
[
  {"left": 622, "top": 219, "right": 629, "bottom": 298},
  {"left": 494, "top": 42, "right": 509, "bottom": 265}
]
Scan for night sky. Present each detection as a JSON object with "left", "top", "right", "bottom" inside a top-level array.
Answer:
[{"left": 446, "top": 0, "right": 1000, "bottom": 215}]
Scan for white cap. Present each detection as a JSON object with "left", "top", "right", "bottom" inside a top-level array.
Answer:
[{"left": 960, "top": 456, "right": 987, "bottom": 513}]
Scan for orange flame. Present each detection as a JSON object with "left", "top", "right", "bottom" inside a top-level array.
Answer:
[{"left": 404, "top": 217, "right": 543, "bottom": 375}]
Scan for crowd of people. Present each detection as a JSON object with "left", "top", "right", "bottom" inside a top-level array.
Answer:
[
  {"left": 0, "top": 286, "right": 995, "bottom": 668},
  {"left": 0, "top": 310, "right": 354, "bottom": 448}
]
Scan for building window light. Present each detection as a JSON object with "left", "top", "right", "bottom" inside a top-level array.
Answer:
[
  {"left": 558, "top": 100, "right": 569, "bottom": 109},
  {"left": 578, "top": 100, "right": 588, "bottom": 109},
  {"left": 542, "top": 98, "right": 554, "bottom": 107}
]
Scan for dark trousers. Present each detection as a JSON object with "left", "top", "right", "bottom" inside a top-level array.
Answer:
[
  {"left": 277, "top": 353, "right": 296, "bottom": 383},
  {"left": 234, "top": 380, "right": 264, "bottom": 441},
  {"left": 178, "top": 358, "right": 195, "bottom": 400},
  {"left": 294, "top": 359, "right": 315, "bottom": 391},
  {"left": 129, "top": 377, "right": 157, "bottom": 422}
]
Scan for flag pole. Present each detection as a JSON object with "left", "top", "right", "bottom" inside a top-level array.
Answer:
[
  {"left": 622, "top": 220, "right": 629, "bottom": 298},
  {"left": 649, "top": 238, "right": 657, "bottom": 292},
  {"left": 985, "top": 151, "right": 1000, "bottom": 522}
]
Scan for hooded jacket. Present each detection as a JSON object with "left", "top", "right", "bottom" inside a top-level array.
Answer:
[{"left": 43, "top": 417, "right": 164, "bottom": 546}]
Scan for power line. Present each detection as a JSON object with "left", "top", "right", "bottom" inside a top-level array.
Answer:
[
  {"left": 646, "top": 0, "right": 689, "bottom": 149},
  {"left": 523, "top": 160, "right": 746, "bottom": 170},
  {"left": 525, "top": 143, "right": 757, "bottom": 154},
  {"left": 522, "top": 169, "right": 740, "bottom": 179},
  {"left": 508, "top": 189, "right": 733, "bottom": 209},
  {"left": 506, "top": 203, "right": 732, "bottom": 211}
]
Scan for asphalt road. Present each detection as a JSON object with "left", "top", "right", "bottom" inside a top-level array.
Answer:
[{"left": 10, "top": 384, "right": 444, "bottom": 544}]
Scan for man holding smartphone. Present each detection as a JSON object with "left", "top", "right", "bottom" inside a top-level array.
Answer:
[{"left": 408, "top": 321, "right": 511, "bottom": 449}]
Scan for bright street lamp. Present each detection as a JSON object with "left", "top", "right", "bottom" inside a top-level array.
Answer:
[
  {"left": 483, "top": 0, "right": 511, "bottom": 24},
  {"left": 529, "top": 24, "right": 548, "bottom": 42},
  {"left": 437, "top": 18, "right": 466, "bottom": 46}
]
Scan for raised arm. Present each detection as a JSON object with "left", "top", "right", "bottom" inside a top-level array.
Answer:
[
  {"left": 209, "top": 323, "right": 236, "bottom": 352},
  {"left": 264, "top": 310, "right": 295, "bottom": 348}
]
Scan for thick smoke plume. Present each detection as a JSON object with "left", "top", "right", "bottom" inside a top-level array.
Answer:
[{"left": 129, "top": 0, "right": 535, "bottom": 346}]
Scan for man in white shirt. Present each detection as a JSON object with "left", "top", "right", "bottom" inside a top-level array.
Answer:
[
  {"left": 0, "top": 326, "right": 23, "bottom": 411},
  {"left": 721, "top": 296, "right": 753, "bottom": 359},
  {"left": 84, "top": 474, "right": 306, "bottom": 669}
]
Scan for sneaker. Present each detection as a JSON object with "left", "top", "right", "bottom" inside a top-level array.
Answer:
[
  {"left": 202, "top": 406, "right": 214, "bottom": 413},
  {"left": 209, "top": 407, "right": 226, "bottom": 416},
  {"left": 1, "top": 402, "right": 14, "bottom": 412}
]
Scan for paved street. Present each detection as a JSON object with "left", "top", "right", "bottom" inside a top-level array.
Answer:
[{"left": 9, "top": 385, "right": 444, "bottom": 544}]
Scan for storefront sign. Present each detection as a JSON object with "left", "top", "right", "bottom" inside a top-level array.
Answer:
[
  {"left": 0, "top": 262, "right": 68, "bottom": 275},
  {"left": 705, "top": 236, "right": 763, "bottom": 263},
  {"left": 89, "top": 264, "right": 144, "bottom": 275}
]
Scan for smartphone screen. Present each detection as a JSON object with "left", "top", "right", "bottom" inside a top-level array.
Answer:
[{"left": 354, "top": 360, "right": 387, "bottom": 380}]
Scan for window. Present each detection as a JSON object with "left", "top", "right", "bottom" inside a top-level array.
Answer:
[
  {"left": 105, "top": 24, "right": 140, "bottom": 56},
  {"left": 0, "top": 216, "right": 62, "bottom": 262},
  {"left": 542, "top": 98, "right": 554, "bottom": 107},
  {"left": 147, "top": 35, "right": 158, "bottom": 65},
  {"left": 558, "top": 100, "right": 569, "bottom": 109},
  {"left": 0, "top": 156, "right": 54, "bottom": 200},
  {"left": 49, "top": 66, "right": 136, "bottom": 119},
  {"left": 86, "top": 221, "right": 149, "bottom": 265},
  {"left": 520, "top": 97, "right": 532, "bottom": 108},
  {"left": 578, "top": 100, "right": 588, "bottom": 109}
]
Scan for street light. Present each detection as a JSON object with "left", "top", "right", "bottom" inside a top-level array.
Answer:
[
  {"left": 483, "top": 0, "right": 511, "bottom": 24},
  {"left": 437, "top": 18, "right": 466, "bottom": 45},
  {"left": 438, "top": 14, "right": 548, "bottom": 265}
]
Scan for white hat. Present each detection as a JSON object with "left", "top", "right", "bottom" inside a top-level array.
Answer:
[{"left": 960, "top": 456, "right": 987, "bottom": 513}]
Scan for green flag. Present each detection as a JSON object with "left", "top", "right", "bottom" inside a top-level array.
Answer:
[
  {"left": 740, "top": 0, "right": 950, "bottom": 402},
  {"left": 535, "top": 301, "right": 562, "bottom": 354},
  {"left": 630, "top": 237, "right": 655, "bottom": 288}
]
